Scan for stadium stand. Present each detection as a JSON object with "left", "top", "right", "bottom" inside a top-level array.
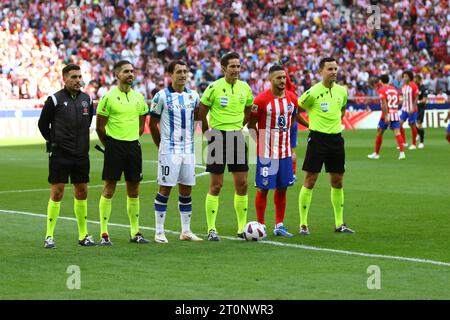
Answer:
[{"left": 0, "top": 0, "right": 449, "bottom": 104}]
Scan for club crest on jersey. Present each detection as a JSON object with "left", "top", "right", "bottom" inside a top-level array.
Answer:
[
  {"left": 220, "top": 97, "right": 228, "bottom": 107},
  {"left": 82, "top": 101, "right": 88, "bottom": 108},
  {"left": 278, "top": 115, "right": 286, "bottom": 127},
  {"left": 262, "top": 178, "right": 269, "bottom": 186},
  {"left": 320, "top": 102, "right": 329, "bottom": 112}
]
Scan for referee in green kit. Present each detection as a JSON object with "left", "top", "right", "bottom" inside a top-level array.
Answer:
[
  {"left": 297, "top": 57, "right": 355, "bottom": 236},
  {"left": 96, "top": 60, "right": 150, "bottom": 245}
]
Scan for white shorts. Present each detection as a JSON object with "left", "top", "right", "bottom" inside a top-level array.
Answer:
[{"left": 157, "top": 153, "right": 196, "bottom": 186}]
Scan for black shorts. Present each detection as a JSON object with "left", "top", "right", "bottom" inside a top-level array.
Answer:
[
  {"left": 205, "top": 129, "right": 249, "bottom": 174},
  {"left": 48, "top": 149, "right": 90, "bottom": 184},
  {"left": 417, "top": 105, "right": 426, "bottom": 123},
  {"left": 302, "top": 131, "right": 345, "bottom": 173},
  {"left": 102, "top": 136, "right": 143, "bottom": 182}
]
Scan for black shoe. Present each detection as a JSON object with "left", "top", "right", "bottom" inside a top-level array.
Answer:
[
  {"left": 335, "top": 223, "right": 355, "bottom": 234},
  {"left": 44, "top": 236, "right": 56, "bottom": 249},
  {"left": 207, "top": 229, "right": 220, "bottom": 241},
  {"left": 79, "top": 235, "right": 97, "bottom": 246},
  {"left": 100, "top": 233, "right": 113, "bottom": 246},
  {"left": 236, "top": 233, "right": 245, "bottom": 240},
  {"left": 130, "top": 232, "right": 150, "bottom": 244}
]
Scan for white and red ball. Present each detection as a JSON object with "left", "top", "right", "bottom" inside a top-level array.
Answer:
[{"left": 242, "top": 221, "right": 266, "bottom": 241}]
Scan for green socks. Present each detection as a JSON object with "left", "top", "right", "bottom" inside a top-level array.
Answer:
[
  {"left": 299, "top": 186, "right": 313, "bottom": 226},
  {"left": 331, "top": 187, "right": 344, "bottom": 227},
  {"left": 45, "top": 199, "right": 60, "bottom": 238},
  {"left": 205, "top": 193, "right": 219, "bottom": 232},
  {"left": 74, "top": 199, "right": 88, "bottom": 240},
  {"left": 99, "top": 195, "right": 112, "bottom": 236},
  {"left": 234, "top": 194, "right": 248, "bottom": 234},
  {"left": 127, "top": 196, "right": 140, "bottom": 237}
]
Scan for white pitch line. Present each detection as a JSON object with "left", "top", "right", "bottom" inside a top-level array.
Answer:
[{"left": 1, "top": 209, "right": 449, "bottom": 268}]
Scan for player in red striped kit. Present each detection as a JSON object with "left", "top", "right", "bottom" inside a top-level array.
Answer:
[
  {"left": 399, "top": 70, "right": 419, "bottom": 150},
  {"left": 368, "top": 74, "right": 406, "bottom": 160},
  {"left": 248, "top": 65, "right": 308, "bottom": 236}
]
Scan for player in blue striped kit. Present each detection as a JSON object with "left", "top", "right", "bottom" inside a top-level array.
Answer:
[{"left": 149, "top": 59, "right": 203, "bottom": 243}]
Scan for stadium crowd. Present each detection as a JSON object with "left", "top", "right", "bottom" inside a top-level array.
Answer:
[{"left": 0, "top": 0, "right": 449, "bottom": 103}]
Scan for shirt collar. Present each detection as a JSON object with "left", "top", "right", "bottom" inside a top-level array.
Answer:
[
  {"left": 168, "top": 83, "right": 188, "bottom": 93},
  {"left": 63, "top": 87, "right": 80, "bottom": 99}
]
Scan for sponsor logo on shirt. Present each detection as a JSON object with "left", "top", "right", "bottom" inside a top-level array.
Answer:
[
  {"left": 278, "top": 115, "right": 286, "bottom": 127},
  {"left": 220, "top": 97, "right": 228, "bottom": 107}
]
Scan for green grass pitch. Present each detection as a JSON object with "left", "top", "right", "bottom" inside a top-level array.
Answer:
[{"left": 0, "top": 128, "right": 449, "bottom": 299}]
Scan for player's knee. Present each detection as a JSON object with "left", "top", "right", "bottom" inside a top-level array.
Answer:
[
  {"left": 51, "top": 189, "right": 64, "bottom": 201},
  {"left": 331, "top": 176, "right": 343, "bottom": 188},
  {"left": 102, "top": 188, "right": 115, "bottom": 199},
  {"left": 234, "top": 175, "right": 248, "bottom": 189},
  {"left": 75, "top": 190, "right": 87, "bottom": 200},
  {"left": 304, "top": 175, "right": 317, "bottom": 189},
  {"left": 127, "top": 188, "right": 139, "bottom": 198},
  {"left": 209, "top": 182, "right": 223, "bottom": 195}
]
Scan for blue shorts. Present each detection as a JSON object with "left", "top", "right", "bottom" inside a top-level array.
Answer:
[
  {"left": 378, "top": 119, "right": 400, "bottom": 130},
  {"left": 447, "top": 124, "right": 450, "bottom": 133},
  {"left": 400, "top": 111, "right": 418, "bottom": 123},
  {"left": 290, "top": 123, "right": 298, "bottom": 148},
  {"left": 255, "top": 157, "right": 294, "bottom": 190}
]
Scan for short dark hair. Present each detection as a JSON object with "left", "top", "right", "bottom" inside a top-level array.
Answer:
[
  {"left": 62, "top": 64, "right": 80, "bottom": 77},
  {"left": 269, "top": 65, "right": 285, "bottom": 74},
  {"left": 402, "top": 70, "right": 414, "bottom": 81},
  {"left": 167, "top": 59, "right": 188, "bottom": 74},
  {"left": 380, "top": 74, "right": 389, "bottom": 84},
  {"left": 319, "top": 57, "right": 336, "bottom": 70},
  {"left": 114, "top": 60, "right": 133, "bottom": 72},
  {"left": 220, "top": 52, "right": 240, "bottom": 68}
]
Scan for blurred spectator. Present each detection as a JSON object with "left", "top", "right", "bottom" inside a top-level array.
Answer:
[{"left": 0, "top": 0, "right": 449, "bottom": 105}]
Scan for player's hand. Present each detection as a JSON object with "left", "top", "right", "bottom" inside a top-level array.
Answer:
[{"left": 45, "top": 141, "right": 51, "bottom": 153}]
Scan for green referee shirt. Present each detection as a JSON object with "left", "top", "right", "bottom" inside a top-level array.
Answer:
[
  {"left": 97, "top": 86, "right": 149, "bottom": 141},
  {"left": 200, "top": 78, "right": 254, "bottom": 131},
  {"left": 298, "top": 82, "right": 347, "bottom": 134}
]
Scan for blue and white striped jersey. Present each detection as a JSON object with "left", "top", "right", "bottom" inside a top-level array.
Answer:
[{"left": 150, "top": 85, "right": 200, "bottom": 154}]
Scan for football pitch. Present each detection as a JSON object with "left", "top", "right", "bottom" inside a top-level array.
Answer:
[{"left": 0, "top": 128, "right": 449, "bottom": 300}]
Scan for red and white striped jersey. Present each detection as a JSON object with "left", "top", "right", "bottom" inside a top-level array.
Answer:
[
  {"left": 401, "top": 82, "right": 419, "bottom": 113},
  {"left": 378, "top": 85, "right": 401, "bottom": 121},
  {"left": 251, "top": 89, "right": 298, "bottom": 159}
]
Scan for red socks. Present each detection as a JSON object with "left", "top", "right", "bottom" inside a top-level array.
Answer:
[
  {"left": 292, "top": 157, "right": 297, "bottom": 176},
  {"left": 395, "top": 134, "right": 404, "bottom": 152},
  {"left": 274, "top": 190, "right": 286, "bottom": 226},
  {"left": 375, "top": 135, "right": 382, "bottom": 154},
  {"left": 255, "top": 190, "right": 287, "bottom": 226},
  {"left": 411, "top": 126, "right": 418, "bottom": 145},
  {"left": 255, "top": 191, "right": 267, "bottom": 225},
  {"left": 400, "top": 126, "right": 406, "bottom": 144}
]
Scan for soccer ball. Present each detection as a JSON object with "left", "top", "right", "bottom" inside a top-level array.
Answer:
[{"left": 242, "top": 221, "right": 266, "bottom": 241}]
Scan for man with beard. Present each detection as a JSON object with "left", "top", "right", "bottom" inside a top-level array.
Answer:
[{"left": 96, "top": 60, "right": 150, "bottom": 245}]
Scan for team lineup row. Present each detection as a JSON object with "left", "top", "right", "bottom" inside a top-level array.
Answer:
[{"left": 38, "top": 52, "right": 356, "bottom": 249}]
